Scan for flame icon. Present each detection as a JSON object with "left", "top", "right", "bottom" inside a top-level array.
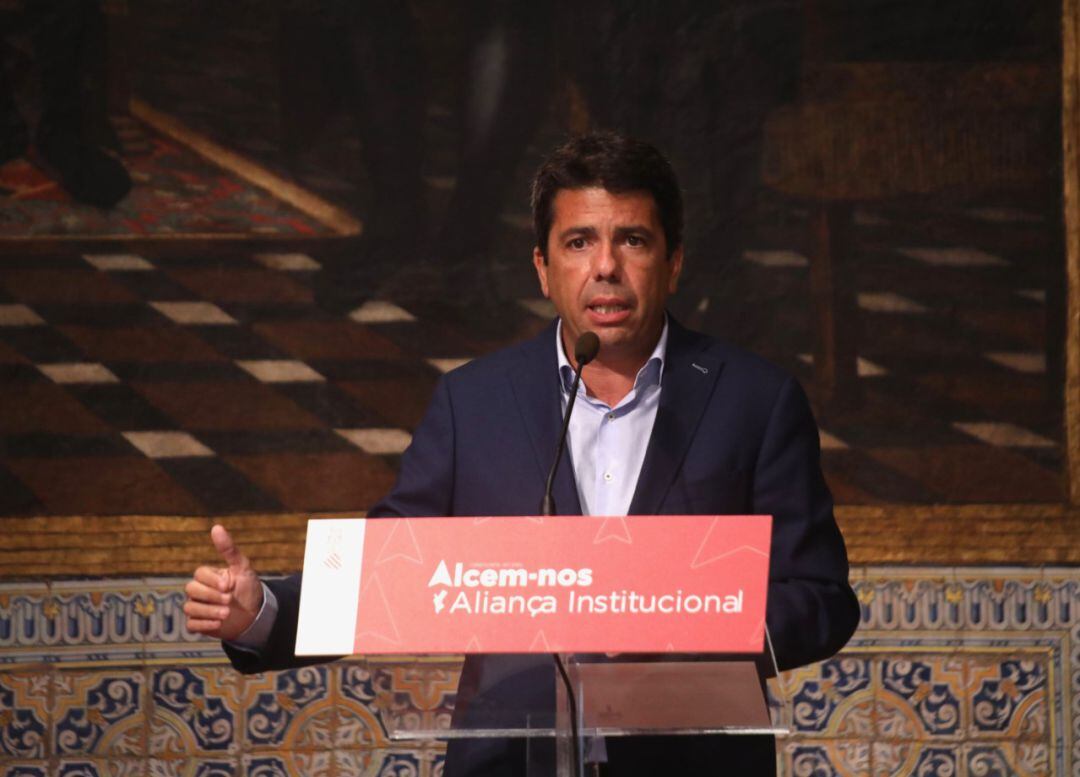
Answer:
[{"left": 433, "top": 590, "right": 448, "bottom": 613}]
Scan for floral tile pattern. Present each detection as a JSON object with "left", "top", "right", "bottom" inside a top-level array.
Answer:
[
  {"left": 963, "top": 742, "right": 1051, "bottom": 776},
  {"left": 782, "top": 739, "right": 872, "bottom": 776},
  {"left": 0, "top": 673, "right": 50, "bottom": 758},
  {"left": 871, "top": 743, "right": 959, "bottom": 777},
  {"left": 53, "top": 759, "right": 145, "bottom": 777},
  {"left": 242, "top": 667, "right": 333, "bottom": 751},
  {"left": 149, "top": 667, "right": 242, "bottom": 756},
  {"left": 331, "top": 750, "right": 375, "bottom": 777},
  {"left": 0, "top": 568, "right": 1076, "bottom": 775},
  {"left": 241, "top": 752, "right": 332, "bottom": 777},
  {"left": 334, "top": 664, "right": 390, "bottom": 748},
  {"left": 966, "top": 656, "right": 1048, "bottom": 741},
  {"left": 787, "top": 656, "right": 874, "bottom": 737},
  {"left": 0, "top": 764, "right": 49, "bottom": 777},
  {"left": 334, "top": 750, "right": 426, "bottom": 777},
  {"left": 372, "top": 665, "right": 457, "bottom": 743},
  {"left": 147, "top": 759, "right": 237, "bottom": 777},
  {"left": 874, "top": 655, "right": 965, "bottom": 740},
  {"left": 52, "top": 672, "right": 145, "bottom": 757}
]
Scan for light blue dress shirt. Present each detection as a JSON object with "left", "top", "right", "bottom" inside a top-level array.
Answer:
[{"left": 556, "top": 318, "right": 667, "bottom": 517}]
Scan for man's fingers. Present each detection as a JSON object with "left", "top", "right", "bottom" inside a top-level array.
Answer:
[
  {"left": 193, "top": 566, "right": 231, "bottom": 594},
  {"left": 186, "top": 576, "right": 231, "bottom": 604},
  {"left": 183, "top": 600, "right": 231, "bottom": 620},
  {"left": 186, "top": 618, "right": 224, "bottom": 634},
  {"left": 210, "top": 524, "right": 250, "bottom": 571}
]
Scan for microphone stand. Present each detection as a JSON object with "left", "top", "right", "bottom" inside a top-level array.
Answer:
[
  {"left": 541, "top": 331, "right": 598, "bottom": 777},
  {"left": 541, "top": 351, "right": 587, "bottom": 516}
]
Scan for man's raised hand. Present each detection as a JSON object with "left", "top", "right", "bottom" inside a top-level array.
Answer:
[{"left": 184, "top": 525, "right": 264, "bottom": 641}]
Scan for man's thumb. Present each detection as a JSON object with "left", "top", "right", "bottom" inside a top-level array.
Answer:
[{"left": 211, "top": 524, "right": 248, "bottom": 570}]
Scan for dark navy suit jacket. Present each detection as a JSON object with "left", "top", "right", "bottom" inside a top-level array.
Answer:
[{"left": 225, "top": 317, "right": 860, "bottom": 775}]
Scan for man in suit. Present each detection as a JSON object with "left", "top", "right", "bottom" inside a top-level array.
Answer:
[{"left": 184, "top": 131, "right": 860, "bottom": 775}]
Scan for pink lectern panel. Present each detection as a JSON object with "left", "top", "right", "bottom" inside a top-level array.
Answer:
[{"left": 295, "top": 515, "right": 771, "bottom": 656}]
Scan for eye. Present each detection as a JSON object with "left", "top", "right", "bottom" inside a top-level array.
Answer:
[
  {"left": 625, "top": 234, "right": 645, "bottom": 247},
  {"left": 568, "top": 237, "right": 588, "bottom": 250}
]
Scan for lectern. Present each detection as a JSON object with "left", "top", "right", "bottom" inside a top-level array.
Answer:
[
  {"left": 295, "top": 514, "right": 785, "bottom": 775},
  {"left": 383, "top": 651, "right": 791, "bottom": 776}
]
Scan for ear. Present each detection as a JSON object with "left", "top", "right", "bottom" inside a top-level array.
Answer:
[
  {"left": 667, "top": 246, "right": 684, "bottom": 294},
  {"left": 533, "top": 247, "right": 550, "bottom": 298}
]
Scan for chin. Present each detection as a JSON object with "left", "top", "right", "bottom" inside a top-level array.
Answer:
[{"left": 593, "top": 330, "right": 633, "bottom": 350}]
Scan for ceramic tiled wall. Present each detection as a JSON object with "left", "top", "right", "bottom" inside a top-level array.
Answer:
[{"left": 2, "top": 568, "right": 1076, "bottom": 776}]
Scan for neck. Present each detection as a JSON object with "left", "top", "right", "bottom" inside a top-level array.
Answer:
[
  {"left": 578, "top": 358, "right": 640, "bottom": 407},
  {"left": 562, "top": 322, "right": 663, "bottom": 408}
]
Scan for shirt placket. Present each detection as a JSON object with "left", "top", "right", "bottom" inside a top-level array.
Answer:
[{"left": 596, "top": 403, "right": 614, "bottom": 516}]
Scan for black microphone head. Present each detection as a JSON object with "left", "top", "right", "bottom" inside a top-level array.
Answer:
[{"left": 574, "top": 331, "right": 600, "bottom": 366}]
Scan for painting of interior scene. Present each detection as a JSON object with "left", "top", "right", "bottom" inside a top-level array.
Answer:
[
  {"left": 0, "top": 0, "right": 1065, "bottom": 519},
  {"left": 1, "top": 2, "right": 1077, "bottom": 777}
]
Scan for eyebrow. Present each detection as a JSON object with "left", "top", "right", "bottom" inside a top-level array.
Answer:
[
  {"left": 613, "top": 225, "right": 656, "bottom": 239},
  {"left": 556, "top": 225, "right": 656, "bottom": 241},
  {"left": 556, "top": 226, "right": 598, "bottom": 242}
]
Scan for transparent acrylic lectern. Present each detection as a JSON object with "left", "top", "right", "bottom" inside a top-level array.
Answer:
[{"left": 385, "top": 633, "right": 791, "bottom": 776}]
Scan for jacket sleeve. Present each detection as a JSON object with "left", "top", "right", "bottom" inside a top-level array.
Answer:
[
  {"left": 754, "top": 376, "right": 860, "bottom": 671},
  {"left": 222, "top": 376, "right": 457, "bottom": 673},
  {"left": 221, "top": 574, "right": 324, "bottom": 673}
]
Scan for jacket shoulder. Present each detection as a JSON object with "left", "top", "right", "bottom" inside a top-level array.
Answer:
[
  {"left": 675, "top": 323, "right": 796, "bottom": 397},
  {"left": 438, "top": 326, "right": 551, "bottom": 388}
]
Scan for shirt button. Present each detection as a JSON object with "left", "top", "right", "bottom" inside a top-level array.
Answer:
[
  {"left": 603, "top": 472, "right": 613, "bottom": 482},
  {"left": 607, "top": 413, "right": 615, "bottom": 421}
]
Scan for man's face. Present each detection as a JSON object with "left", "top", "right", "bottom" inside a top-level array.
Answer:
[{"left": 533, "top": 187, "right": 683, "bottom": 366}]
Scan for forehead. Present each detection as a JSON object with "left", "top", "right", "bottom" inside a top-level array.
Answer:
[{"left": 550, "top": 187, "right": 661, "bottom": 227}]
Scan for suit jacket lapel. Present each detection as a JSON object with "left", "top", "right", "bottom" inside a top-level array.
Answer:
[
  {"left": 628, "top": 318, "right": 723, "bottom": 515},
  {"left": 507, "top": 322, "right": 583, "bottom": 516}
]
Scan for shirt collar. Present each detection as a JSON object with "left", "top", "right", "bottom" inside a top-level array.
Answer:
[{"left": 555, "top": 317, "right": 668, "bottom": 395}]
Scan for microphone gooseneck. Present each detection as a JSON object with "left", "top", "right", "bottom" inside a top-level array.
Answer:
[
  {"left": 541, "top": 331, "right": 599, "bottom": 516},
  {"left": 542, "top": 330, "right": 598, "bottom": 777}
]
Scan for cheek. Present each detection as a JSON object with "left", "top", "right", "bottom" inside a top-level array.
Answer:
[
  {"left": 553, "top": 280, "right": 579, "bottom": 305},
  {"left": 548, "top": 267, "right": 582, "bottom": 296},
  {"left": 648, "top": 268, "right": 675, "bottom": 297}
]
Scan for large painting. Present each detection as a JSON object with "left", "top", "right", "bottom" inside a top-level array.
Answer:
[{"left": 0, "top": 0, "right": 1075, "bottom": 573}]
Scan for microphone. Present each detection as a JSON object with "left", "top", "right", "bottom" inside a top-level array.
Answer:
[
  {"left": 541, "top": 331, "right": 599, "bottom": 516},
  {"left": 574, "top": 331, "right": 600, "bottom": 368}
]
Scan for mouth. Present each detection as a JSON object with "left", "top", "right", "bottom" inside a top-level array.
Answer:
[
  {"left": 588, "top": 303, "right": 630, "bottom": 315},
  {"left": 586, "top": 299, "right": 632, "bottom": 324}
]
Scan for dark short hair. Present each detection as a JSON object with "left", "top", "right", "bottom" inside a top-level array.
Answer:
[{"left": 530, "top": 131, "right": 684, "bottom": 260}]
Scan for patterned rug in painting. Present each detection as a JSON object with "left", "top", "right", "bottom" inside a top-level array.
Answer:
[{"left": 0, "top": 114, "right": 340, "bottom": 240}]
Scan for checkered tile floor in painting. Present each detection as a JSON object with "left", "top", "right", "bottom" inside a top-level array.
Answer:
[
  {"left": 0, "top": 249, "right": 551, "bottom": 517},
  {"left": 723, "top": 197, "right": 1066, "bottom": 505},
  {"left": 0, "top": 192, "right": 1066, "bottom": 515}
]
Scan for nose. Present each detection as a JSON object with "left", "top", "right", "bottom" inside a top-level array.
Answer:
[{"left": 590, "top": 239, "right": 619, "bottom": 280}]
